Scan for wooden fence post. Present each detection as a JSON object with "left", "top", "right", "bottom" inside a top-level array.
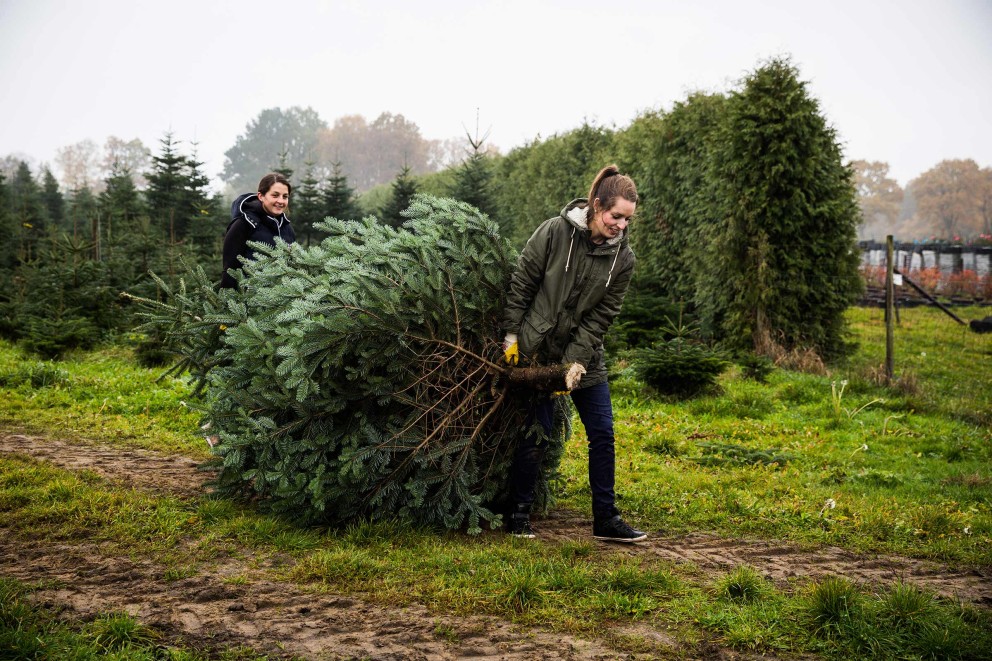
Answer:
[{"left": 885, "top": 235, "right": 895, "bottom": 384}]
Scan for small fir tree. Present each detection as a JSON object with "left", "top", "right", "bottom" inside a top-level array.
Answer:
[
  {"left": 11, "top": 161, "right": 48, "bottom": 263},
  {"left": 273, "top": 148, "right": 294, "bottom": 181},
  {"left": 450, "top": 130, "right": 496, "bottom": 219},
  {"left": 185, "top": 147, "right": 222, "bottom": 261},
  {"left": 99, "top": 163, "right": 146, "bottom": 240},
  {"left": 67, "top": 186, "right": 100, "bottom": 258},
  {"left": 145, "top": 132, "right": 190, "bottom": 243},
  {"left": 380, "top": 165, "right": 418, "bottom": 227},
  {"left": 322, "top": 161, "right": 360, "bottom": 224},
  {"left": 40, "top": 167, "right": 66, "bottom": 232},
  {"left": 0, "top": 172, "right": 14, "bottom": 273},
  {"left": 293, "top": 160, "right": 326, "bottom": 246}
]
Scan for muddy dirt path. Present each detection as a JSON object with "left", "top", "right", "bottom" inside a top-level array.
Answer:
[
  {"left": 2, "top": 538, "right": 627, "bottom": 660},
  {"left": 2, "top": 433, "right": 990, "bottom": 659}
]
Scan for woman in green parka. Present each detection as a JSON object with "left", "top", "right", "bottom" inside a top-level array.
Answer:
[{"left": 501, "top": 164, "right": 646, "bottom": 542}]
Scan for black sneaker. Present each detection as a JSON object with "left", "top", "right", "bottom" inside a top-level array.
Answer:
[
  {"left": 593, "top": 515, "right": 647, "bottom": 542},
  {"left": 509, "top": 513, "right": 536, "bottom": 539}
]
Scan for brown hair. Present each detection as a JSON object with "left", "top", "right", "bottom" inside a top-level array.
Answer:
[
  {"left": 587, "top": 164, "right": 637, "bottom": 215},
  {"left": 257, "top": 172, "right": 292, "bottom": 196}
]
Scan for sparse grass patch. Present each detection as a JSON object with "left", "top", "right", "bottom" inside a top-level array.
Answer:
[
  {"left": 792, "top": 577, "right": 992, "bottom": 659},
  {"left": 805, "top": 576, "right": 863, "bottom": 638},
  {"left": 163, "top": 565, "right": 198, "bottom": 581},
  {"left": 85, "top": 611, "right": 160, "bottom": 652},
  {"left": 432, "top": 620, "right": 459, "bottom": 643},
  {"left": 714, "top": 565, "right": 774, "bottom": 604}
]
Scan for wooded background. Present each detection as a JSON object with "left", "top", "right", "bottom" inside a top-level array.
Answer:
[{"left": 1, "top": 58, "right": 988, "bottom": 361}]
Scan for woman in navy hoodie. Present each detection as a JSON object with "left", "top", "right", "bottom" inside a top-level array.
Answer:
[{"left": 220, "top": 172, "right": 296, "bottom": 289}]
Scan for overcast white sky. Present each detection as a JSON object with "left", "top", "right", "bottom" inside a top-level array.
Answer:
[{"left": 1, "top": 0, "right": 990, "bottom": 192}]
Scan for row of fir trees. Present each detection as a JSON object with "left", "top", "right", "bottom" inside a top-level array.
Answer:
[{"left": 0, "top": 133, "right": 225, "bottom": 358}]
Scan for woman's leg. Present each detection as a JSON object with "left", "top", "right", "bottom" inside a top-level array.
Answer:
[
  {"left": 569, "top": 381, "right": 617, "bottom": 519},
  {"left": 509, "top": 396, "right": 556, "bottom": 510}
]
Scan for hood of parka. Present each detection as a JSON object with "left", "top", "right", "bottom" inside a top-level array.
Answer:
[
  {"left": 230, "top": 192, "right": 291, "bottom": 232},
  {"left": 561, "top": 198, "right": 627, "bottom": 248},
  {"left": 559, "top": 198, "right": 628, "bottom": 289}
]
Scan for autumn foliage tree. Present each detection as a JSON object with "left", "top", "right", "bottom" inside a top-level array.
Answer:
[
  {"left": 850, "top": 160, "right": 903, "bottom": 240},
  {"left": 911, "top": 159, "right": 989, "bottom": 239}
]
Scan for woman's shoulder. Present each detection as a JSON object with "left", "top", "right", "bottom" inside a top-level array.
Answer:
[
  {"left": 225, "top": 214, "right": 255, "bottom": 240},
  {"left": 231, "top": 193, "right": 262, "bottom": 223},
  {"left": 534, "top": 214, "right": 570, "bottom": 235}
]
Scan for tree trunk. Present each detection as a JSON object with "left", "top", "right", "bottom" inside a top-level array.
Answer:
[{"left": 506, "top": 363, "right": 584, "bottom": 392}]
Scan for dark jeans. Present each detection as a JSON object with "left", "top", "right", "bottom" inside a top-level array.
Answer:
[{"left": 510, "top": 381, "right": 617, "bottom": 520}]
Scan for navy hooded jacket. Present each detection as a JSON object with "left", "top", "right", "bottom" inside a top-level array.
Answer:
[{"left": 220, "top": 192, "right": 296, "bottom": 289}]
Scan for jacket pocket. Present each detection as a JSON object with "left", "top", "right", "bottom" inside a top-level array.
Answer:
[{"left": 519, "top": 309, "right": 554, "bottom": 359}]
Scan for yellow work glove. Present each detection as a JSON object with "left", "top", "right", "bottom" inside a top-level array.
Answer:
[{"left": 502, "top": 333, "right": 519, "bottom": 365}]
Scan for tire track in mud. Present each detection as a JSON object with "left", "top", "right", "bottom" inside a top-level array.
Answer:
[
  {"left": 536, "top": 509, "right": 992, "bottom": 607},
  {"left": 0, "top": 433, "right": 209, "bottom": 497},
  {"left": 0, "top": 539, "right": 623, "bottom": 660}
]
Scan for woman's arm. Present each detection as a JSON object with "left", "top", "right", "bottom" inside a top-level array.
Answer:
[
  {"left": 220, "top": 218, "right": 253, "bottom": 289},
  {"left": 502, "top": 218, "right": 556, "bottom": 333}
]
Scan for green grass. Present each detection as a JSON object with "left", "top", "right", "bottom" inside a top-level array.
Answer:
[
  {"left": 0, "top": 342, "right": 207, "bottom": 457},
  {"left": 1, "top": 456, "right": 990, "bottom": 657},
  {"left": 558, "top": 306, "right": 992, "bottom": 564},
  {"left": 1, "top": 306, "right": 991, "bottom": 657}
]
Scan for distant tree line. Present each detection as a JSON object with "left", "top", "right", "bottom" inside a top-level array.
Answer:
[
  {"left": 853, "top": 159, "right": 992, "bottom": 242},
  {"left": 219, "top": 108, "right": 461, "bottom": 198}
]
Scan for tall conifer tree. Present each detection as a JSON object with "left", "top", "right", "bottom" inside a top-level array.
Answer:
[{"left": 702, "top": 58, "right": 862, "bottom": 358}]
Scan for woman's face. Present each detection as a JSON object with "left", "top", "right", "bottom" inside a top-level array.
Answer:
[
  {"left": 258, "top": 183, "right": 290, "bottom": 216},
  {"left": 589, "top": 198, "right": 635, "bottom": 243}
]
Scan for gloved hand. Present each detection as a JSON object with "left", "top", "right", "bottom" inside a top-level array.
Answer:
[
  {"left": 502, "top": 333, "right": 519, "bottom": 365},
  {"left": 554, "top": 364, "right": 586, "bottom": 396}
]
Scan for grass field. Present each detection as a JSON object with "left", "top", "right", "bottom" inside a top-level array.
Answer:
[{"left": 1, "top": 305, "right": 990, "bottom": 659}]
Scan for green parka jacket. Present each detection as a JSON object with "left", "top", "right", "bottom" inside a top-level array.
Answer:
[{"left": 503, "top": 198, "right": 635, "bottom": 389}]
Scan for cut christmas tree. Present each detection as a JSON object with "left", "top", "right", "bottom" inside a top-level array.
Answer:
[{"left": 130, "top": 196, "right": 572, "bottom": 533}]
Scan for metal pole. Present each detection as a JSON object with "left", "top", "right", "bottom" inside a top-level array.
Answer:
[{"left": 885, "top": 235, "right": 895, "bottom": 384}]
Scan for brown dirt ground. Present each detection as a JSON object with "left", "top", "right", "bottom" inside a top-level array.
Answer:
[{"left": 2, "top": 433, "right": 990, "bottom": 660}]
